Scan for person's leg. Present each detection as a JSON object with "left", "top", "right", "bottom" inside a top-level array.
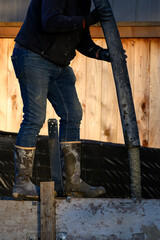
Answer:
[
  {"left": 47, "top": 66, "right": 82, "bottom": 142},
  {"left": 11, "top": 46, "right": 59, "bottom": 198},
  {"left": 47, "top": 66, "right": 106, "bottom": 197},
  {"left": 12, "top": 49, "right": 49, "bottom": 147}
]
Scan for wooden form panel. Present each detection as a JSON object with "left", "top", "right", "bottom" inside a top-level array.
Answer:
[
  {"left": 1, "top": 0, "right": 160, "bottom": 22},
  {"left": 0, "top": 0, "right": 30, "bottom": 22},
  {"left": 112, "top": 0, "right": 136, "bottom": 22},
  {"left": 0, "top": 199, "right": 160, "bottom": 240},
  {"left": 0, "top": 200, "right": 40, "bottom": 239},
  {"left": 1, "top": 24, "right": 160, "bottom": 38},
  {"left": 0, "top": 38, "right": 160, "bottom": 148},
  {"left": 136, "top": 0, "right": 160, "bottom": 21},
  {"left": 149, "top": 39, "right": 160, "bottom": 147}
]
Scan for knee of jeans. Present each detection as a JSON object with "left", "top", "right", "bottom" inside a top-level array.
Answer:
[
  {"left": 23, "top": 113, "right": 46, "bottom": 130},
  {"left": 69, "top": 105, "right": 83, "bottom": 122},
  {"left": 35, "top": 114, "right": 46, "bottom": 128}
]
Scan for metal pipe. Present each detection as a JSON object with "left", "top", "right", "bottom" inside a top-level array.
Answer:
[{"left": 93, "top": 0, "right": 141, "bottom": 199}]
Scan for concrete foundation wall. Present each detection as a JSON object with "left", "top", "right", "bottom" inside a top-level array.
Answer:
[{"left": 0, "top": 199, "right": 159, "bottom": 240}]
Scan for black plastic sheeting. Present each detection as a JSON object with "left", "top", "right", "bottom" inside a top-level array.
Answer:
[
  {"left": 81, "top": 141, "right": 160, "bottom": 199},
  {"left": 0, "top": 131, "right": 159, "bottom": 199}
]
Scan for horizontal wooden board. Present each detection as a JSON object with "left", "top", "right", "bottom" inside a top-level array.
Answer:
[{"left": 1, "top": 24, "right": 160, "bottom": 38}]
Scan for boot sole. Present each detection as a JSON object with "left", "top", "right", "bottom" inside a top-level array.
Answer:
[
  {"left": 65, "top": 191, "right": 85, "bottom": 198},
  {"left": 13, "top": 193, "right": 39, "bottom": 201}
]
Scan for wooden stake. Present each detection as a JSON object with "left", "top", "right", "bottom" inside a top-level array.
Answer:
[{"left": 41, "top": 182, "right": 55, "bottom": 240}]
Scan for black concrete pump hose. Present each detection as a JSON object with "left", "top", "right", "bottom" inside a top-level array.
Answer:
[{"left": 93, "top": 0, "right": 141, "bottom": 199}]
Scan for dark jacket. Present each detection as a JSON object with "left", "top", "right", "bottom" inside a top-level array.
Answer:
[{"left": 15, "top": 0, "right": 100, "bottom": 66}]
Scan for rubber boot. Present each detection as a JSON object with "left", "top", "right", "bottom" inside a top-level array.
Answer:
[
  {"left": 60, "top": 142, "right": 106, "bottom": 198},
  {"left": 12, "top": 146, "right": 40, "bottom": 200}
]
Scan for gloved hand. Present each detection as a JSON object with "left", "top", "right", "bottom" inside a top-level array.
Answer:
[
  {"left": 96, "top": 4, "right": 113, "bottom": 22},
  {"left": 97, "top": 48, "right": 111, "bottom": 62},
  {"left": 84, "top": 8, "right": 100, "bottom": 27},
  {"left": 97, "top": 48, "right": 127, "bottom": 62}
]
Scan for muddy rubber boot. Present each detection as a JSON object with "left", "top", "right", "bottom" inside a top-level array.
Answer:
[
  {"left": 12, "top": 146, "right": 40, "bottom": 200},
  {"left": 60, "top": 142, "right": 106, "bottom": 198}
]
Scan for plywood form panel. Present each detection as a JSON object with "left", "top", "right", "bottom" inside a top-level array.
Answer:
[
  {"left": 149, "top": 39, "right": 160, "bottom": 147},
  {"left": 132, "top": 39, "right": 150, "bottom": 147},
  {"left": 0, "top": 38, "right": 160, "bottom": 148},
  {"left": 0, "top": 39, "right": 8, "bottom": 131},
  {"left": 85, "top": 39, "right": 103, "bottom": 140},
  {"left": 0, "top": 0, "right": 30, "bottom": 22},
  {"left": 6, "top": 39, "right": 23, "bottom": 132},
  {"left": 101, "top": 40, "right": 120, "bottom": 143},
  {"left": 112, "top": 0, "right": 136, "bottom": 22},
  {"left": 0, "top": 200, "right": 39, "bottom": 239},
  {"left": 1, "top": 0, "right": 160, "bottom": 22},
  {"left": 71, "top": 52, "right": 87, "bottom": 138},
  {"left": 136, "top": 0, "right": 160, "bottom": 21}
]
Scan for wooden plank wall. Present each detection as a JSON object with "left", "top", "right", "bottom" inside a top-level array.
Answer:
[
  {"left": 0, "top": 0, "right": 160, "bottom": 22},
  {"left": 0, "top": 38, "right": 160, "bottom": 148}
]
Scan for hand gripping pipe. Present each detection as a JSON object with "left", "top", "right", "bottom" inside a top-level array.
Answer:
[{"left": 93, "top": 0, "right": 141, "bottom": 199}]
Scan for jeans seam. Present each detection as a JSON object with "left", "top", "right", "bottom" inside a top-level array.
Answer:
[
  {"left": 53, "top": 80, "right": 69, "bottom": 141},
  {"left": 17, "top": 77, "right": 31, "bottom": 146}
]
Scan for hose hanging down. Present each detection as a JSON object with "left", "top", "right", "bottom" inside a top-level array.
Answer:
[{"left": 93, "top": 0, "right": 141, "bottom": 199}]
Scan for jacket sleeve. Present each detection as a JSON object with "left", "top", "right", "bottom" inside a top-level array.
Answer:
[
  {"left": 42, "top": 0, "right": 83, "bottom": 32},
  {"left": 76, "top": 28, "right": 102, "bottom": 59}
]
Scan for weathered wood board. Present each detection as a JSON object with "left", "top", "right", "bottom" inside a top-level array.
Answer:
[{"left": 0, "top": 200, "right": 40, "bottom": 240}]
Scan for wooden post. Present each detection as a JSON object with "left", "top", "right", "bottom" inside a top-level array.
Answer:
[{"left": 40, "top": 182, "right": 55, "bottom": 240}]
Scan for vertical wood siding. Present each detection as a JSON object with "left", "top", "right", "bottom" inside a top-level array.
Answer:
[
  {"left": 136, "top": 0, "right": 160, "bottom": 21},
  {"left": 0, "top": 38, "right": 160, "bottom": 148},
  {"left": 0, "top": 0, "right": 160, "bottom": 22}
]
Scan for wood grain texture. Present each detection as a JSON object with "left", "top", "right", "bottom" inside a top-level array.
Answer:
[
  {"left": 0, "top": 200, "right": 40, "bottom": 240},
  {"left": 0, "top": 39, "right": 8, "bottom": 131},
  {"left": 149, "top": 39, "right": 160, "bottom": 147},
  {"left": 85, "top": 39, "right": 103, "bottom": 140},
  {"left": 41, "top": 182, "right": 55, "bottom": 240},
  {"left": 71, "top": 51, "right": 87, "bottom": 138},
  {"left": 7, "top": 39, "right": 23, "bottom": 132},
  {"left": 0, "top": 38, "right": 160, "bottom": 148},
  {"left": 101, "top": 40, "right": 120, "bottom": 143},
  {"left": 132, "top": 39, "right": 150, "bottom": 147}
]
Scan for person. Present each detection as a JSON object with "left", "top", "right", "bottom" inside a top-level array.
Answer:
[{"left": 11, "top": 0, "right": 112, "bottom": 200}]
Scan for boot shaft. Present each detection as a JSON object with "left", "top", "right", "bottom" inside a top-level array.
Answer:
[
  {"left": 60, "top": 142, "right": 81, "bottom": 185},
  {"left": 60, "top": 141, "right": 106, "bottom": 197},
  {"left": 13, "top": 146, "right": 39, "bottom": 200},
  {"left": 14, "top": 146, "right": 36, "bottom": 182}
]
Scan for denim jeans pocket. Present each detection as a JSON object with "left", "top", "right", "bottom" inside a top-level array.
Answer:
[{"left": 11, "top": 55, "right": 20, "bottom": 79}]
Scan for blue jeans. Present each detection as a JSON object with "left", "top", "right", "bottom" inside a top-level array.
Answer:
[{"left": 11, "top": 46, "right": 82, "bottom": 147}]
